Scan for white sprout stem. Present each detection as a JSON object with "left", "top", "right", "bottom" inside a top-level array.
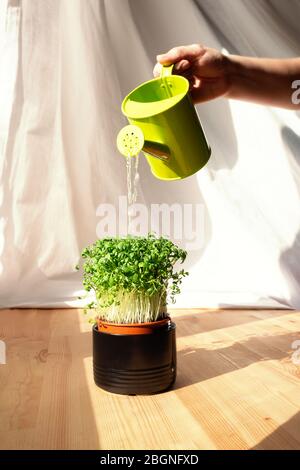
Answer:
[{"left": 95, "top": 289, "right": 167, "bottom": 324}]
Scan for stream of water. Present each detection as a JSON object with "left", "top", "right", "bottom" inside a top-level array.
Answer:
[{"left": 126, "top": 154, "right": 140, "bottom": 234}]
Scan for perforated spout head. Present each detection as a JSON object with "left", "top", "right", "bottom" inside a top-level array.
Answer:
[{"left": 117, "top": 125, "right": 144, "bottom": 157}]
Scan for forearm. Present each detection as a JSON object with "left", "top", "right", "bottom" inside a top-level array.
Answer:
[{"left": 226, "top": 55, "right": 300, "bottom": 109}]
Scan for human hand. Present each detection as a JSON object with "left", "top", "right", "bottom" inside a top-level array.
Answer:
[{"left": 153, "top": 44, "right": 231, "bottom": 104}]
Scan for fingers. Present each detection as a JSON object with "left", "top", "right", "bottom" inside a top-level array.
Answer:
[
  {"left": 156, "top": 44, "right": 204, "bottom": 65},
  {"left": 154, "top": 44, "right": 203, "bottom": 78},
  {"left": 153, "top": 59, "right": 191, "bottom": 78},
  {"left": 174, "top": 59, "right": 190, "bottom": 73},
  {"left": 189, "top": 78, "right": 224, "bottom": 104}
]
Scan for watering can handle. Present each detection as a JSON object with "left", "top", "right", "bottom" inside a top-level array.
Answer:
[{"left": 160, "top": 64, "right": 174, "bottom": 78}]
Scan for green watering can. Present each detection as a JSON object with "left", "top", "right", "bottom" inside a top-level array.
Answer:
[{"left": 117, "top": 65, "right": 211, "bottom": 180}]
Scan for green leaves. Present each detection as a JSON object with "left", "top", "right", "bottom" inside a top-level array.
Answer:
[{"left": 78, "top": 234, "right": 188, "bottom": 323}]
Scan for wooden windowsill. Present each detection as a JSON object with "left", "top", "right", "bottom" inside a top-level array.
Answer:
[{"left": 0, "top": 308, "right": 299, "bottom": 450}]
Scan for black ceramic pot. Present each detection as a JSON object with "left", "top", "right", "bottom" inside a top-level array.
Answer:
[{"left": 92, "top": 319, "right": 176, "bottom": 395}]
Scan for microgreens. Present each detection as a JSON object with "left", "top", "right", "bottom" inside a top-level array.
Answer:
[{"left": 77, "top": 234, "right": 188, "bottom": 324}]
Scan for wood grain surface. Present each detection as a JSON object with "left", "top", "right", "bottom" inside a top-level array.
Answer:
[{"left": 0, "top": 308, "right": 299, "bottom": 450}]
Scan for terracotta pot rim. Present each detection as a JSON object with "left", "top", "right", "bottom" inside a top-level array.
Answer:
[
  {"left": 97, "top": 316, "right": 170, "bottom": 328},
  {"left": 96, "top": 315, "right": 171, "bottom": 335}
]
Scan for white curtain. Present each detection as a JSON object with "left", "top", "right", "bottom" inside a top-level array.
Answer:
[{"left": 0, "top": 0, "right": 299, "bottom": 308}]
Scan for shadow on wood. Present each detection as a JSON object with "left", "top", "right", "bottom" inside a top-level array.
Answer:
[
  {"left": 252, "top": 412, "right": 300, "bottom": 450},
  {"left": 173, "top": 309, "right": 288, "bottom": 338},
  {"left": 175, "top": 331, "right": 299, "bottom": 389}
]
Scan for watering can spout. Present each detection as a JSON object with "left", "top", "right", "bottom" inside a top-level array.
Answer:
[{"left": 143, "top": 142, "right": 170, "bottom": 162}]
